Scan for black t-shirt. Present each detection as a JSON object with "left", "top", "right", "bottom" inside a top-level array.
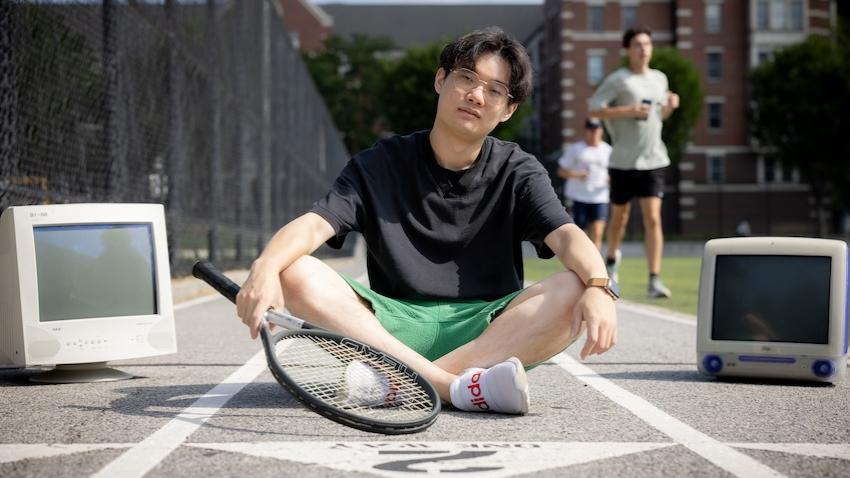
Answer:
[{"left": 311, "top": 130, "right": 572, "bottom": 300}]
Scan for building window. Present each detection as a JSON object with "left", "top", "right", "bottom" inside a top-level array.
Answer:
[
  {"left": 789, "top": 0, "right": 803, "bottom": 30},
  {"left": 770, "top": 0, "right": 785, "bottom": 30},
  {"left": 588, "top": 55, "right": 604, "bottom": 85},
  {"left": 762, "top": 158, "right": 798, "bottom": 183},
  {"left": 707, "top": 155, "right": 725, "bottom": 184},
  {"left": 759, "top": 0, "right": 804, "bottom": 31},
  {"left": 707, "top": 52, "right": 722, "bottom": 81},
  {"left": 757, "top": 0, "right": 770, "bottom": 30},
  {"left": 708, "top": 102, "right": 723, "bottom": 129},
  {"left": 705, "top": 3, "right": 721, "bottom": 33},
  {"left": 756, "top": 48, "right": 773, "bottom": 65},
  {"left": 622, "top": 6, "right": 637, "bottom": 30},
  {"left": 588, "top": 5, "right": 604, "bottom": 31}
]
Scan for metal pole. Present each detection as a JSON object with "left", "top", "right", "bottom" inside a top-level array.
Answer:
[
  {"left": 258, "top": 0, "right": 273, "bottom": 250},
  {"left": 0, "top": 1, "right": 18, "bottom": 210},
  {"left": 165, "top": 0, "right": 185, "bottom": 269},
  {"left": 207, "top": 0, "right": 222, "bottom": 263},
  {"left": 103, "top": 0, "right": 122, "bottom": 201}
]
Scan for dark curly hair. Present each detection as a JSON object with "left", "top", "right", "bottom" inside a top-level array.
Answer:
[
  {"left": 438, "top": 27, "right": 533, "bottom": 105},
  {"left": 622, "top": 27, "right": 653, "bottom": 48}
]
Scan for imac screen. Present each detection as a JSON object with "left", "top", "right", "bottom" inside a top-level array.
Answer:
[
  {"left": 711, "top": 255, "right": 830, "bottom": 344},
  {"left": 34, "top": 224, "right": 158, "bottom": 321}
]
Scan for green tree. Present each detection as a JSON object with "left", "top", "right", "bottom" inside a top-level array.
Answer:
[
  {"left": 380, "top": 41, "right": 443, "bottom": 136},
  {"left": 303, "top": 34, "right": 395, "bottom": 154},
  {"left": 381, "top": 40, "right": 531, "bottom": 144},
  {"left": 749, "top": 30, "right": 850, "bottom": 236}
]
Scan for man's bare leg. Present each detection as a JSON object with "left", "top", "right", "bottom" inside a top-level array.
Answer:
[
  {"left": 434, "top": 271, "right": 586, "bottom": 374},
  {"left": 279, "top": 256, "right": 456, "bottom": 402},
  {"left": 605, "top": 202, "right": 630, "bottom": 260},
  {"left": 587, "top": 220, "right": 606, "bottom": 250},
  {"left": 638, "top": 196, "right": 663, "bottom": 274}
]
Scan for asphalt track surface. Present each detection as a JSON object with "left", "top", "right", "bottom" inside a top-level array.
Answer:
[{"left": 2, "top": 256, "right": 849, "bottom": 477}]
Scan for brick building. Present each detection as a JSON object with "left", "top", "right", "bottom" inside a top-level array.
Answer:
[
  {"left": 541, "top": 0, "right": 840, "bottom": 237},
  {"left": 278, "top": 0, "right": 333, "bottom": 53}
]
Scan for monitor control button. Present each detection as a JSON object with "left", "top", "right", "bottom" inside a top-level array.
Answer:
[
  {"left": 812, "top": 360, "right": 834, "bottom": 378},
  {"left": 703, "top": 355, "right": 723, "bottom": 373}
]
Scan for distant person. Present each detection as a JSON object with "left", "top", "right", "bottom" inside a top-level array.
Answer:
[
  {"left": 588, "top": 26, "right": 679, "bottom": 299},
  {"left": 557, "top": 118, "right": 611, "bottom": 250}
]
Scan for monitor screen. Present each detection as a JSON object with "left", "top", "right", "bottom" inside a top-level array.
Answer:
[
  {"left": 34, "top": 224, "right": 158, "bottom": 321},
  {"left": 711, "top": 255, "right": 831, "bottom": 344}
]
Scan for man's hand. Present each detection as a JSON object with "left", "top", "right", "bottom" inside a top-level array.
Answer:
[
  {"left": 236, "top": 261, "right": 285, "bottom": 339},
  {"left": 570, "top": 286, "right": 618, "bottom": 359},
  {"left": 631, "top": 101, "right": 651, "bottom": 119},
  {"left": 666, "top": 91, "right": 680, "bottom": 109}
]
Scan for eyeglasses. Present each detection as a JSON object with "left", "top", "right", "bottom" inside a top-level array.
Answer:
[{"left": 450, "top": 68, "right": 513, "bottom": 105}]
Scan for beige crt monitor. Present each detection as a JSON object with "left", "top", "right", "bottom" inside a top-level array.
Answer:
[
  {"left": 697, "top": 237, "right": 848, "bottom": 383},
  {"left": 0, "top": 203, "right": 176, "bottom": 383}
]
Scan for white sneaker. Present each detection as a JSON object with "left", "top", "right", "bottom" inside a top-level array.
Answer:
[
  {"left": 449, "top": 357, "right": 529, "bottom": 415},
  {"left": 648, "top": 276, "right": 672, "bottom": 299},
  {"left": 606, "top": 249, "right": 622, "bottom": 282}
]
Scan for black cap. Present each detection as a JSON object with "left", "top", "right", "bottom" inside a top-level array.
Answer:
[{"left": 585, "top": 118, "right": 602, "bottom": 129}]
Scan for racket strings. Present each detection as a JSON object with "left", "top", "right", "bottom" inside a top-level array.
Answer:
[{"left": 273, "top": 334, "right": 435, "bottom": 423}]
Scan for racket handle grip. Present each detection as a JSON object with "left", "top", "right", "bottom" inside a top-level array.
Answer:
[{"left": 192, "top": 261, "right": 240, "bottom": 303}]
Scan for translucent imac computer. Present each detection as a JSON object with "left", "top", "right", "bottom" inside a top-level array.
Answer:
[
  {"left": 0, "top": 203, "right": 176, "bottom": 383},
  {"left": 697, "top": 237, "right": 848, "bottom": 383}
]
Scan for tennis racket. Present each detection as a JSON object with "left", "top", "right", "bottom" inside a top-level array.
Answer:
[{"left": 192, "top": 261, "right": 440, "bottom": 434}]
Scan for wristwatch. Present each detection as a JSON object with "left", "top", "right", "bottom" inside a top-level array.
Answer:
[{"left": 586, "top": 277, "right": 620, "bottom": 300}]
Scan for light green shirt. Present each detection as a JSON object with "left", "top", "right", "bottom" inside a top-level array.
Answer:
[{"left": 588, "top": 67, "right": 670, "bottom": 171}]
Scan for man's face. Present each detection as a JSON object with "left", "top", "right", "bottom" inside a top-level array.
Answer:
[
  {"left": 627, "top": 33, "right": 653, "bottom": 67},
  {"left": 433, "top": 53, "right": 518, "bottom": 140}
]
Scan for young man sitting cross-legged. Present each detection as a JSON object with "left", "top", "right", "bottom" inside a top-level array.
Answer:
[{"left": 236, "top": 27, "right": 619, "bottom": 414}]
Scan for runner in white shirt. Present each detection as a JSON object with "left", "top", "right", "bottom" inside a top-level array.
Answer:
[{"left": 557, "top": 118, "right": 612, "bottom": 249}]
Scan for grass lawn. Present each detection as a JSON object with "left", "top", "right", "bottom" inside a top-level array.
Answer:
[{"left": 524, "top": 256, "right": 702, "bottom": 316}]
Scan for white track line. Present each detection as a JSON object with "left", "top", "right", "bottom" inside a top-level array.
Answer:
[
  {"left": 617, "top": 301, "right": 696, "bottom": 326},
  {"left": 94, "top": 270, "right": 371, "bottom": 477},
  {"left": 96, "top": 275, "right": 262, "bottom": 478},
  {"left": 550, "top": 353, "right": 785, "bottom": 478},
  {"left": 92, "top": 351, "right": 267, "bottom": 478}
]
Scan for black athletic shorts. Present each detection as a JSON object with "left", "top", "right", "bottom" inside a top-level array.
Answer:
[{"left": 608, "top": 167, "right": 667, "bottom": 205}]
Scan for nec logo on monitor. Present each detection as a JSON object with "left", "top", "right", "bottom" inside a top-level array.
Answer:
[
  {"left": 697, "top": 237, "right": 849, "bottom": 383},
  {"left": 0, "top": 203, "right": 177, "bottom": 383}
]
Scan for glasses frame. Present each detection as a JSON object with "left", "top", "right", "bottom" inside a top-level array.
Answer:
[{"left": 449, "top": 68, "right": 514, "bottom": 104}]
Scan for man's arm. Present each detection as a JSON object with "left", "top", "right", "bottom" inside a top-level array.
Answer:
[
  {"left": 237, "top": 212, "right": 335, "bottom": 338},
  {"left": 589, "top": 103, "right": 650, "bottom": 120},
  {"left": 544, "top": 223, "right": 618, "bottom": 358},
  {"left": 661, "top": 90, "right": 680, "bottom": 119}
]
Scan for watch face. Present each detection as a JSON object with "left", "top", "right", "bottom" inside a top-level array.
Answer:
[{"left": 608, "top": 278, "right": 621, "bottom": 299}]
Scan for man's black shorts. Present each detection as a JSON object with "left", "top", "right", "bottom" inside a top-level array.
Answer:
[{"left": 608, "top": 167, "right": 667, "bottom": 205}]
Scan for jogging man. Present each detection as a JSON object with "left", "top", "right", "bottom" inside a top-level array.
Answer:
[
  {"left": 237, "top": 27, "right": 618, "bottom": 415},
  {"left": 588, "top": 27, "right": 679, "bottom": 299}
]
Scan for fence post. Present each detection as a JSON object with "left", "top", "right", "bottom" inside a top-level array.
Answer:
[
  {"left": 206, "top": 0, "right": 221, "bottom": 263},
  {"left": 258, "top": 0, "right": 273, "bottom": 252},
  {"left": 102, "top": 0, "right": 123, "bottom": 201},
  {"left": 164, "top": 0, "right": 185, "bottom": 270},
  {"left": 0, "top": 1, "right": 17, "bottom": 210},
  {"left": 234, "top": 0, "right": 248, "bottom": 262}
]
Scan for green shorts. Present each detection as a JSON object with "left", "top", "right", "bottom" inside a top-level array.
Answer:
[{"left": 342, "top": 276, "right": 523, "bottom": 362}]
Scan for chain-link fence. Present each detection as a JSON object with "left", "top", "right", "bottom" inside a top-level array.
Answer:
[{"left": 1, "top": 0, "right": 352, "bottom": 275}]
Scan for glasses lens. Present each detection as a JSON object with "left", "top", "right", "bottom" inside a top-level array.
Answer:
[{"left": 454, "top": 68, "right": 510, "bottom": 103}]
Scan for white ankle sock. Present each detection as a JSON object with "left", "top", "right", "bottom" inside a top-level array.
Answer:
[{"left": 448, "top": 357, "right": 529, "bottom": 415}]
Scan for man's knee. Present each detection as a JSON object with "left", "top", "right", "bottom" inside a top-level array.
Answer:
[
  {"left": 280, "top": 255, "right": 327, "bottom": 302},
  {"left": 539, "top": 272, "right": 584, "bottom": 318}
]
